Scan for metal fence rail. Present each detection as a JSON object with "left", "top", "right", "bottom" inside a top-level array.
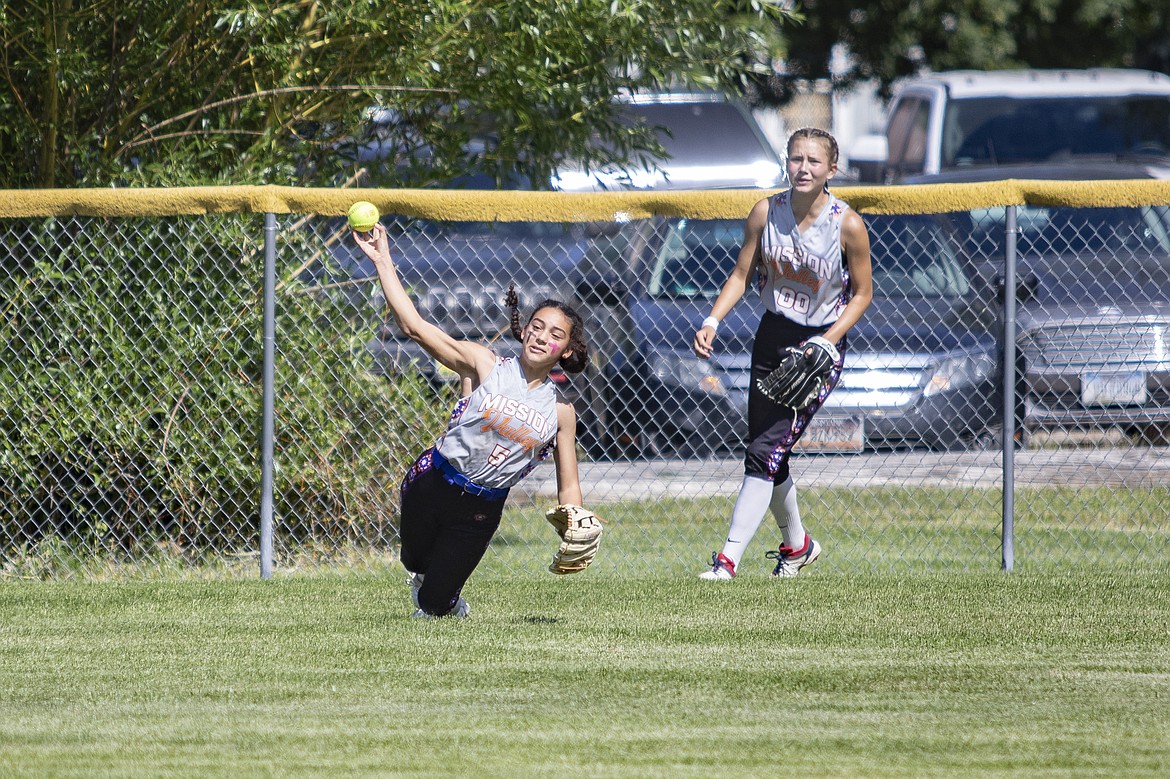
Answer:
[{"left": 2, "top": 187, "right": 1168, "bottom": 579}]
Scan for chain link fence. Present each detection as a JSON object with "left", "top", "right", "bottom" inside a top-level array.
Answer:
[{"left": 2, "top": 187, "right": 1168, "bottom": 580}]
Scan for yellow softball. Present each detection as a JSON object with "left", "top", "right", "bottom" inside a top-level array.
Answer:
[{"left": 347, "top": 201, "right": 380, "bottom": 232}]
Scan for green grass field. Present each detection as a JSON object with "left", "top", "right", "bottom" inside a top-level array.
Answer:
[
  {"left": 7, "top": 485, "right": 1167, "bottom": 580},
  {"left": 3, "top": 567, "right": 1169, "bottom": 777}
]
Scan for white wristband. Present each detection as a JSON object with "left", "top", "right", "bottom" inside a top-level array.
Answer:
[
  {"left": 804, "top": 335, "right": 841, "bottom": 363},
  {"left": 701, "top": 316, "right": 720, "bottom": 332}
]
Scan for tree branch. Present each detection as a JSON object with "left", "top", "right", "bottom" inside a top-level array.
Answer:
[{"left": 113, "top": 84, "right": 455, "bottom": 160}]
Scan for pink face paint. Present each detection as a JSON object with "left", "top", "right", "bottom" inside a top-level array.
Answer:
[{"left": 549, "top": 341, "right": 560, "bottom": 353}]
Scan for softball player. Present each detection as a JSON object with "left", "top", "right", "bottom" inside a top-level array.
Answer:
[
  {"left": 353, "top": 224, "right": 590, "bottom": 617},
  {"left": 693, "top": 128, "right": 873, "bottom": 579}
]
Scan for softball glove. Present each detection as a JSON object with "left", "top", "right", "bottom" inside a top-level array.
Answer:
[
  {"left": 545, "top": 504, "right": 604, "bottom": 575},
  {"left": 756, "top": 335, "right": 840, "bottom": 410}
]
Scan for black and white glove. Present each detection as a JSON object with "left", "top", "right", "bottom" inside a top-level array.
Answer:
[{"left": 756, "top": 336, "right": 840, "bottom": 410}]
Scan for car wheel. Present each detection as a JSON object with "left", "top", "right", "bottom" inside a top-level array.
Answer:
[
  {"left": 576, "top": 417, "right": 645, "bottom": 461},
  {"left": 576, "top": 423, "right": 604, "bottom": 460},
  {"left": 577, "top": 421, "right": 623, "bottom": 461},
  {"left": 641, "top": 424, "right": 716, "bottom": 460},
  {"left": 967, "top": 424, "right": 1028, "bottom": 451},
  {"left": 1131, "top": 423, "right": 1170, "bottom": 446},
  {"left": 968, "top": 427, "right": 1000, "bottom": 451}
]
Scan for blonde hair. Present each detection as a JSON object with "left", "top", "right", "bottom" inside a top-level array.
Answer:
[{"left": 787, "top": 127, "right": 839, "bottom": 166}]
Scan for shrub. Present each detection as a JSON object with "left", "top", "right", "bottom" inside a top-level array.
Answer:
[{"left": 0, "top": 214, "right": 448, "bottom": 569}]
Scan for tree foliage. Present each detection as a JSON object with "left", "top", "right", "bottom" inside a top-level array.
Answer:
[
  {"left": 780, "top": 0, "right": 1170, "bottom": 96},
  {"left": 0, "top": 0, "right": 791, "bottom": 188},
  {"left": 0, "top": 214, "right": 445, "bottom": 566}
]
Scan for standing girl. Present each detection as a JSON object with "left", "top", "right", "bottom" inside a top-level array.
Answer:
[
  {"left": 354, "top": 223, "right": 590, "bottom": 616},
  {"left": 693, "top": 128, "right": 873, "bottom": 579}
]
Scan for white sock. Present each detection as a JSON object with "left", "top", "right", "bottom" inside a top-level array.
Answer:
[
  {"left": 719, "top": 475, "right": 775, "bottom": 565},
  {"left": 770, "top": 476, "right": 806, "bottom": 551}
]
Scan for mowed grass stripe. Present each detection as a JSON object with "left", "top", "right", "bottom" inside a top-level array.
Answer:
[
  {"left": 1, "top": 571, "right": 1168, "bottom": 777},
  {"left": 6, "top": 486, "right": 1166, "bottom": 580}
]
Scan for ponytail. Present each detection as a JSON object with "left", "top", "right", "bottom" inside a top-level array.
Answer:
[{"left": 506, "top": 283, "right": 524, "bottom": 341}]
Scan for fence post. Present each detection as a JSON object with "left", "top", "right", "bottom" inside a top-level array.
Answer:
[
  {"left": 1001, "top": 205, "right": 1018, "bottom": 571},
  {"left": 260, "top": 213, "right": 277, "bottom": 579}
]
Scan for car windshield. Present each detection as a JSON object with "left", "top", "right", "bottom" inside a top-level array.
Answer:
[
  {"left": 967, "top": 204, "right": 1170, "bottom": 257},
  {"left": 868, "top": 214, "right": 971, "bottom": 297},
  {"left": 647, "top": 215, "right": 971, "bottom": 300},
  {"left": 553, "top": 100, "right": 783, "bottom": 190},
  {"left": 627, "top": 102, "right": 775, "bottom": 167},
  {"left": 648, "top": 220, "right": 743, "bottom": 299},
  {"left": 387, "top": 216, "right": 580, "bottom": 241},
  {"left": 965, "top": 203, "right": 1170, "bottom": 303},
  {"left": 943, "top": 96, "right": 1170, "bottom": 167}
]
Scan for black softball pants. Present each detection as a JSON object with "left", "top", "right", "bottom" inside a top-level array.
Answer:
[
  {"left": 399, "top": 464, "right": 507, "bottom": 616},
  {"left": 744, "top": 310, "right": 845, "bottom": 482}
]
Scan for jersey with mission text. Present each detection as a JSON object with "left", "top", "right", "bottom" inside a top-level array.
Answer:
[
  {"left": 435, "top": 357, "right": 559, "bottom": 490},
  {"left": 757, "top": 189, "right": 852, "bottom": 328}
]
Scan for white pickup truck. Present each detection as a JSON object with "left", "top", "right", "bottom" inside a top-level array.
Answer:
[{"left": 850, "top": 68, "right": 1170, "bottom": 183}]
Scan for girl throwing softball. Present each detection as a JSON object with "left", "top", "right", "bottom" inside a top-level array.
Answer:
[
  {"left": 354, "top": 223, "right": 591, "bottom": 617},
  {"left": 694, "top": 128, "right": 873, "bottom": 579}
]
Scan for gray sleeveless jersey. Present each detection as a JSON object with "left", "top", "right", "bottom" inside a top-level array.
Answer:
[
  {"left": 435, "top": 356, "right": 559, "bottom": 490},
  {"left": 757, "top": 189, "right": 852, "bottom": 327}
]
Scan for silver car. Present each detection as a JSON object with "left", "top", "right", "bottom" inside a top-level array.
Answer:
[{"left": 908, "top": 163, "right": 1170, "bottom": 444}]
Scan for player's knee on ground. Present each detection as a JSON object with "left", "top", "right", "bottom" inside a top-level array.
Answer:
[{"left": 416, "top": 586, "right": 461, "bottom": 617}]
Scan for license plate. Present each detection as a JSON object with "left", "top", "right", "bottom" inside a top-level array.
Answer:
[
  {"left": 1081, "top": 371, "right": 1146, "bottom": 406},
  {"left": 795, "top": 415, "right": 864, "bottom": 453}
]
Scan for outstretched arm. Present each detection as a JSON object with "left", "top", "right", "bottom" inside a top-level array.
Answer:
[
  {"left": 353, "top": 224, "right": 496, "bottom": 382},
  {"left": 551, "top": 400, "right": 583, "bottom": 506}
]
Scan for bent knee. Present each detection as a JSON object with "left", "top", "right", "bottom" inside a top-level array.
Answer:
[
  {"left": 744, "top": 448, "right": 789, "bottom": 483},
  {"left": 416, "top": 587, "right": 460, "bottom": 617}
]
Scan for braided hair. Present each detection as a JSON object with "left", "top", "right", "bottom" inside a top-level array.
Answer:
[
  {"left": 787, "top": 127, "right": 839, "bottom": 165},
  {"left": 506, "top": 283, "right": 589, "bottom": 374}
]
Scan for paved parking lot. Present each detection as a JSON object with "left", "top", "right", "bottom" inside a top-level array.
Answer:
[{"left": 515, "top": 447, "right": 1170, "bottom": 504}]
